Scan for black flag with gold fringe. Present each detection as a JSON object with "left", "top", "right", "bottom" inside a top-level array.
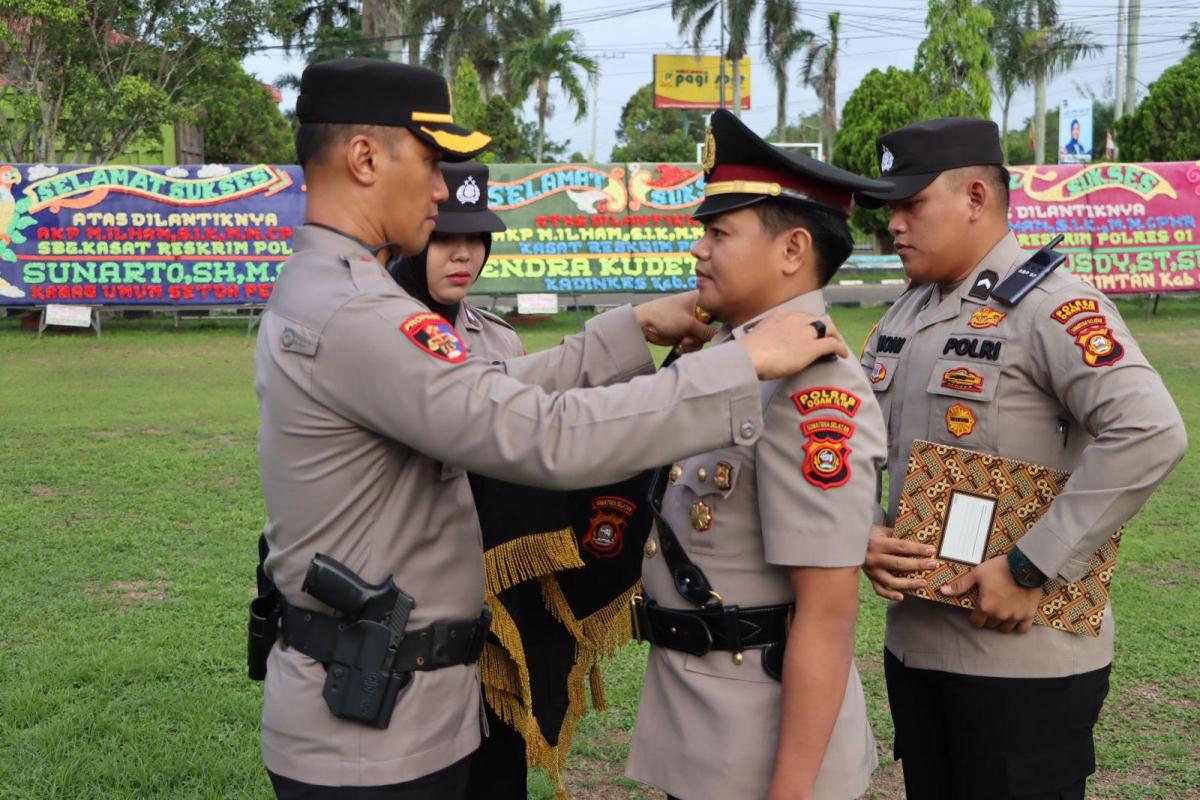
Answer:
[{"left": 468, "top": 468, "right": 655, "bottom": 798}]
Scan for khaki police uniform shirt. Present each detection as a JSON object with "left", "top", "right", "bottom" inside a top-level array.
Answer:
[
  {"left": 626, "top": 291, "right": 885, "bottom": 800},
  {"left": 256, "top": 226, "right": 773, "bottom": 786},
  {"left": 861, "top": 231, "right": 1186, "bottom": 679},
  {"left": 459, "top": 304, "right": 525, "bottom": 361}
]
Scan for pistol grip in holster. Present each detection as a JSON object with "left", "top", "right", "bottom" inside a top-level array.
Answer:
[{"left": 322, "top": 619, "right": 412, "bottom": 729}]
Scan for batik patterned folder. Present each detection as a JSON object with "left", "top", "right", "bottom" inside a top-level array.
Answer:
[{"left": 893, "top": 440, "right": 1121, "bottom": 637}]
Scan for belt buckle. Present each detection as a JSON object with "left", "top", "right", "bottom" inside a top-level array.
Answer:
[{"left": 630, "top": 594, "right": 645, "bottom": 643}]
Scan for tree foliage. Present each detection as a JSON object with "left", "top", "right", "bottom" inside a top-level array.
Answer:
[
  {"left": 475, "top": 94, "right": 524, "bottom": 163},
  {"left": 915, "top": 0, "right": 994, "bottom": 118},
  {"left": 1116, "top": 56, "right": 1200, "bottom": 162},
  {"left": 0, "top": 0, "right": 291, "bottom": 163},
  {"left": 452, "top": 59, "right": 487, "bottom": 133},
  {"left": 800, "top": 12, "right": 840, "bottom": 159},
  {"left": 193, "top": 59, "right": 293, "bottom": 164},
  {"left": 832, "top": 67, "right": 930, "bottom": 248},
  {"left": 504, "top": 2, "right": 595, "bottom": 162},
  {"left": 610, "top": 83, "right": 704, "bottom": 163}
]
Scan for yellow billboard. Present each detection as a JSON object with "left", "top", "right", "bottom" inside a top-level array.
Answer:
[{"left": 653, "top": 54, "right": 751, "bottom": 110}]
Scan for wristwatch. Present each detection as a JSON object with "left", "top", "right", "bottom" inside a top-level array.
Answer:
[{"left": 1007, "top": 546, "right": 1047, "bottom": 589}]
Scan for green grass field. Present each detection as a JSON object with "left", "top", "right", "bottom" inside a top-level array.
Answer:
[{"left": 1, "top": 297, "right": 1197, "bottom": 800}]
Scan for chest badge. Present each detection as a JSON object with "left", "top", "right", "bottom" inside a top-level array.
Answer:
[
  {"left": 713, "top": 461, "right": 733, "bottom": 491},
  {"left": 968, "top": 307, "right": 1007, "bottom": 330},
  {"left": 945, "top": 403, "right": 977, "bottom": 438},
  {"left": 690, "top": 501, "right": 713, "bottom": 532},
  {"left": 870, "top": 361, "right": 888, "bottom": 384},
  {"left": 401, "top": 312, "right": 467, "bottom": 364},
  {"left": 800, "top": 418, "right": 855, "bottom": 490},
  {"left": 583, "top": 496, "right": 636, "bottom": 558},
  {"left": 941, "top": 366, "right": 984, "bottom": 393}
]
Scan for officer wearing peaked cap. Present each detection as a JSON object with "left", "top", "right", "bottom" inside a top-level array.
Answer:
[
  {"left": 858, "top": 118, "right": 1186, "bottom": 799},
  {"left": 625, "top": 109, "right": 891, "bottom": 800},
  {"left": 252, "top": 62, "right": 853, "bottom": 799}
]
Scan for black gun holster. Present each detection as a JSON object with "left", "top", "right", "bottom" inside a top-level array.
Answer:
[
  {"left": 280, "top": 602, "right": 491, "bottom": 728},
  {"left": 248, "top": 534, "right": 282, "bottom": 681}
]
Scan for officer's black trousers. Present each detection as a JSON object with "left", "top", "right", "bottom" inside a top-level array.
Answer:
[
  {"left": 465, "top": 702, "right": 528, "bottom": 799},
  {"left": 884, "top": 649, "right": 1110, "bottom": 800},
  {"left": 268, "top": 755, "right": 470, "bottom": 800}
]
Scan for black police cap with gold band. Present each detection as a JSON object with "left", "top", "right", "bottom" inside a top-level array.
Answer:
[
  {"left": 296, "top": 58, "right": 490, "bottom": 161},
  {"left": 694, "top": 109, "right": 893, "bottom": 221}
]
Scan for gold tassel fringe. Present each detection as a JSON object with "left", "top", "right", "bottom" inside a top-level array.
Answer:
[
  {"left": 484, "top": 528, "right": 585, "bottom": 596},
  {"left": 540, "top": 575, "right": 643, "bottom": 658}
]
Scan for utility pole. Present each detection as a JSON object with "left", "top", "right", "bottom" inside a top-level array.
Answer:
[
  {"left": 589, "top": 71, "right": 600, "bottom": 162},
  {"left": 718, "top": 0, "right": 727, "bottom": 110},
  {"left": 587, "top": 53, "right": 624, "bottom": 163},
  {"left": 1113, "top": 0, "right": 1125, "bottom": 119},
  {"left": 1125, "top": 0, "right": 1141, "bottom": 116}
]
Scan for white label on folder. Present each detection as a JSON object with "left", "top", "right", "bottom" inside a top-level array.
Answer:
[{"left": 940, "top": 491, "right": 995, "bottom": 565}]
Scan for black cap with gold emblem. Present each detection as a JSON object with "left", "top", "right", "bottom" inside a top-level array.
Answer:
[
  {"left": 855, "top": 117, "right": 1005, "bottom": 209},
  {"left": 694, "top": 109, "right": 893, "bottom": 221},
  {"left": 435, "top": 162, "right": 506, "bottom": 234},
  {"left": 296, "top": 58, "right": 490, "bottom": 161}
]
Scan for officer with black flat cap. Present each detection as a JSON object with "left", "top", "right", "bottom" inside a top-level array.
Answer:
[
  {"left": 858, "top": 118, "right": 1185, "bottom": 799},
  {"left": 252, "top": 61, "right": 853, "bottom": 800},
  {"left": 625, "top": 108, "right": 890, "bottom": 800}
]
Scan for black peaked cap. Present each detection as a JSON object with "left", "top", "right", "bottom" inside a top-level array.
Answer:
[
  {"left": 695, "top": 109, "right": 893, "bottom": 220},
  {"left": 856, "top": 117, "right": 1004, "bottom": 208},
  {"left": 297, "top": 58, "right": 490, "bottom": 161},
  {"left": 436, "top": 161, "right": 506, "bottom": 234}
]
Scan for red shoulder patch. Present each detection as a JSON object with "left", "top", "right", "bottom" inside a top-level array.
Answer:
[
  {"left": 800, "top": 418, "right": 855, "bottom": 490},
  {"left": 400, "top": 312, "right": 467, "bottom": 363},
  {"left": 791, "top": 386, "right": 861, "bottom": 418},
  {"left": 1050, "top": 297, "right": 1100, "bottom": 325},
  {"left": 1072, "top": 320, "right": 1125, "bottom": 367}
]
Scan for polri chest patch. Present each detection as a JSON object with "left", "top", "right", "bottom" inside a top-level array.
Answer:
[
  {"left": 943, "top": 336, "right": 1003, "bottom": 361},
  {"left": 401, "top": 312, "right": 468, "bottom": 363}
]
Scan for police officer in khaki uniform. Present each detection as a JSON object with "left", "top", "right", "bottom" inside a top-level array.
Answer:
[
  {"left": 255, "top": 61, "right": 851, "bottom": 799},
  {"left": 389, "top": 161, "right": 523, "bottom": 361},
  {"left": 857, "top": 119, "right": 1187, "bottom": 799},
  {"left": 625, "top": 109, "right": 890, "bottom": 800}
]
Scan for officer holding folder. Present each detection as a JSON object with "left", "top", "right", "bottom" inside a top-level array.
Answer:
[{"left": 858, "top": 118, "right": 1186, "bottom": 799}]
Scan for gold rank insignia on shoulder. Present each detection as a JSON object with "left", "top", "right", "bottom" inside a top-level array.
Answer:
[
  {"left": 669, "top": 465, "right": 683, "bottom": 483},
  {"left": 713, "top": 461, "right": 733, "bottom": 490},
  {"left": 690, "top": 500, "right": 712, "bottom": 532},
  {"left": 702, "top": 125, "right": 717, "bottom": 174}
]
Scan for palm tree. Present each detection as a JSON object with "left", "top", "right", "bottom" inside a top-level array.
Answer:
[
  {"left": 763, "top": 0, "right": 813, "bottom": 140},
  {"left": 279, "top": 0, "right": 356, "bottom": 55},
  {"left": 983, "top": 0, "right": 1030, "bottom": 159},
  {"left": 671, "top": 0, "right": 754, "bottom": 117},
  {"left": 1024, "top": 1, "right": 1099, "bottom": 164},
  {"left": 505, "top": 3, "right": 597, "bottom": 162},
  {"left": 801, "top": 12, "right": 840, "bottom": 161}
]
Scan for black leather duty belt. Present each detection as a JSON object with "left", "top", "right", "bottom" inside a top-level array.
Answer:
[
  {"left": 280, "top": 602, "right": 491, "bottom": 672},
  {"left": 631, "top": 594, "right": 792, "bottom": 657}
]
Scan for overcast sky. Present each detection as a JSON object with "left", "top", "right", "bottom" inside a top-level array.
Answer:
[{"left": 243, "top": 0, "right": 1198, "bottom": 162}]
